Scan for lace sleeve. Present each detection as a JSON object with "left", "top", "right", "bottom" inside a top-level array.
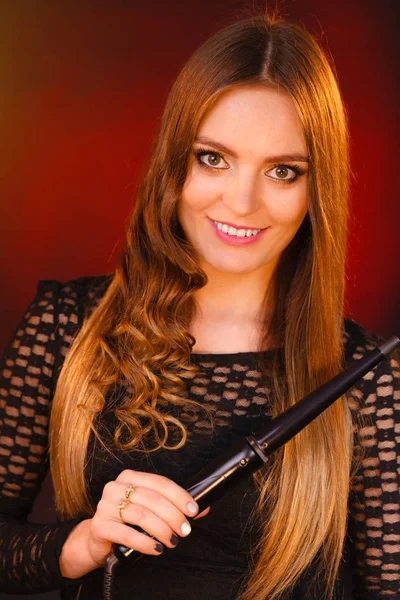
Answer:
[
  {"left": 347, "top": 338, "right": 400, "bottom": 598},
  {"left": 0, "top": 281, "right": 83, "bottom": 593}
]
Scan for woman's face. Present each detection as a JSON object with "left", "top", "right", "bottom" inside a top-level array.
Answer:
[{"left": 178, "top": 85, "right": 309, "bottom": 278}]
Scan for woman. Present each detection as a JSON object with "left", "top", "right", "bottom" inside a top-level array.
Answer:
[{"left": 0, "top": 12, "right": 399, "bottom": 600}]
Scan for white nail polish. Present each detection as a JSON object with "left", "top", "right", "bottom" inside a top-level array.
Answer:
[
  {"left": 187, "top": 502, "right": 198, "bottom": 514},
  {"left": 181, "top": 522, "right": 191, "bottom": 536}
]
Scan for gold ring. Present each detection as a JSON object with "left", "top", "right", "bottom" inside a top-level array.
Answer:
[
  {"left": 125, "top": 484, "right": 136, "bottom": 500},
  {"left": 118, "top": 499, "right": 129, "bottom": 521}
]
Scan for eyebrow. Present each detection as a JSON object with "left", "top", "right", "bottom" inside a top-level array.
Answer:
[{"left": 194, "top": 136, "right": 309, "bottom": 163}]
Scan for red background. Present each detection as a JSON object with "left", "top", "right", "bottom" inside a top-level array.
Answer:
[
  {"left": 0, "top": 2, "right": 399, "bottom": 598},
  {"left": 1, "top": 0, "right": 400, "bottom": 356}
]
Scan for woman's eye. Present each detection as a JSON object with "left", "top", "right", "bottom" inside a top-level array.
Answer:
[
  {"left": 266, "top": 165, "right": 299, "bottom": 182},
  {"left": 196, "top": 151, "right": 229, "bottom": 170}
]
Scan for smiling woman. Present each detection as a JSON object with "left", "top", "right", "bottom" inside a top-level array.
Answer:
[
  {"left": 179, "top": 86, "right": 309, "bottom": 315},
  {"left": 0, "top": 9, "right": 399, "bottom": 600}
]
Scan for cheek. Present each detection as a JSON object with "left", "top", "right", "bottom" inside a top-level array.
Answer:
[
  {"left": 266, "top": 185, "right": 308, "bottom": 225},
  {"left": 181, "top": 170, "right": 223, "bottom": 211}
]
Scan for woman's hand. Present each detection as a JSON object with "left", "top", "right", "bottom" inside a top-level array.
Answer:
[{"left": 59, "top": 469, "right": 210, "bottom": 579}]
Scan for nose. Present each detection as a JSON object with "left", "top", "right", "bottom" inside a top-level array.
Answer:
[{"left": 221, "top": 168, "right": 263, "bottom": 217}]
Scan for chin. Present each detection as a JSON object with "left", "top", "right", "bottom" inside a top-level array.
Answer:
[{"left": 202, "top": 257, "right": 263, "bottom": 275}]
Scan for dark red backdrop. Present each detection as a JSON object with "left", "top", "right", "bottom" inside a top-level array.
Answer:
[
  {"left": 0, "top": 2, "right": 399, "bottom": 598},
  {"left": 1, "top": 0, "right": 400, "bottom": 355}
]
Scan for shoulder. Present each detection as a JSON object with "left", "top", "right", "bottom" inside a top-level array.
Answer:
[
  {"left": 35, "top": 273, "right": 113, "bottom": 308},
  {"left": 4, "top": 275, "right": 113, "bottom": 356},
  {"left": 342, "top": 317, "right": 385, "bottom": 362},
  {"left": 343, "top": 316, "right": 399, "bottom": 379},
  {"left": 34, "top": 273, "right": 113, "bottom": 328},
  {"left": 20, "top": 274, "right": 114, "bottom": 371},
  {"left": 342, "top": 317, "right": 399, "bottom": 418},
  {"left": 0, "top": 275, "right": 113, "bottom": 418},
  {"left": 342, "top": 317, "right": 399, "bottom": 379}
]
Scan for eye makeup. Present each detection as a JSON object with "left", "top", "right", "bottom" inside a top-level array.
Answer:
[{"left": 192, "top": 147, "right": 307, "bottom": 184}]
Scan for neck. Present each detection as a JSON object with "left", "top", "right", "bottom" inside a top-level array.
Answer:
[{"left": 193, "top": 260, "right": 277, "bottom": 324}]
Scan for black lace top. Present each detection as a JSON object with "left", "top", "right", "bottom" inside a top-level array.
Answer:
[{"left": 0, "top": 276, "right": 399, "bottom": 599}]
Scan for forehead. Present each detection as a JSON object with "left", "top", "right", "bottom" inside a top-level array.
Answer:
[{"left": 197, "top": 85, "right": 307, "bottom": 156}]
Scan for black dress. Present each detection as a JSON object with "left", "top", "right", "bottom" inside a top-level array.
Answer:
[{"left": 0, "top": 275, "right": 399, "bottom": 599}]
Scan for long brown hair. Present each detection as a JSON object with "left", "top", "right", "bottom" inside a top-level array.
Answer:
[{"left": 50, "top": 12, "right": 352, "bottom": 600}]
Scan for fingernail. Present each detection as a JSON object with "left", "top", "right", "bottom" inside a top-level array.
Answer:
[
  {"left": 187, "top": 502, "right": 198, "bottom": 514},
  {"left": 170, "top": 534, "right": 180, "bottom": 546},
  {"left": 154, "top": 543, "right": 164, "bottom": 553},
  {"left": 181, "top": 522, "right": 191, "bottom": 536}
]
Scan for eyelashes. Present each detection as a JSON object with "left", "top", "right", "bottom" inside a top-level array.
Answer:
[
  {"left": 194, "top": 150, "right": 230, "bottom": 171},
  {"left": 192, "top": 148, "right": 307, "bottom": 184}
]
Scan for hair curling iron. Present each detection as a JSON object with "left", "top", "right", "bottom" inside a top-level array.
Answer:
[{"left": 104, "top": 335, "right": 400, "bottom": 600}]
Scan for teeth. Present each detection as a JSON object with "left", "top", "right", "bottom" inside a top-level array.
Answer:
[{"left": 214, "top": 221, "right": 260, "bottom": 237}]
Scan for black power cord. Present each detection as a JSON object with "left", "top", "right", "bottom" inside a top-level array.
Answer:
[{"left": 104, "top": 553, "right": 119, "bottom": 600}]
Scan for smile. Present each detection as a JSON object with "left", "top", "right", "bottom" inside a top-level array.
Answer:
[
  {"left": 212, "top": 220, "right": 264, "bottom": 238},
  {"left": 208, "top": 218, "right": 269, "bottom": 246}
]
